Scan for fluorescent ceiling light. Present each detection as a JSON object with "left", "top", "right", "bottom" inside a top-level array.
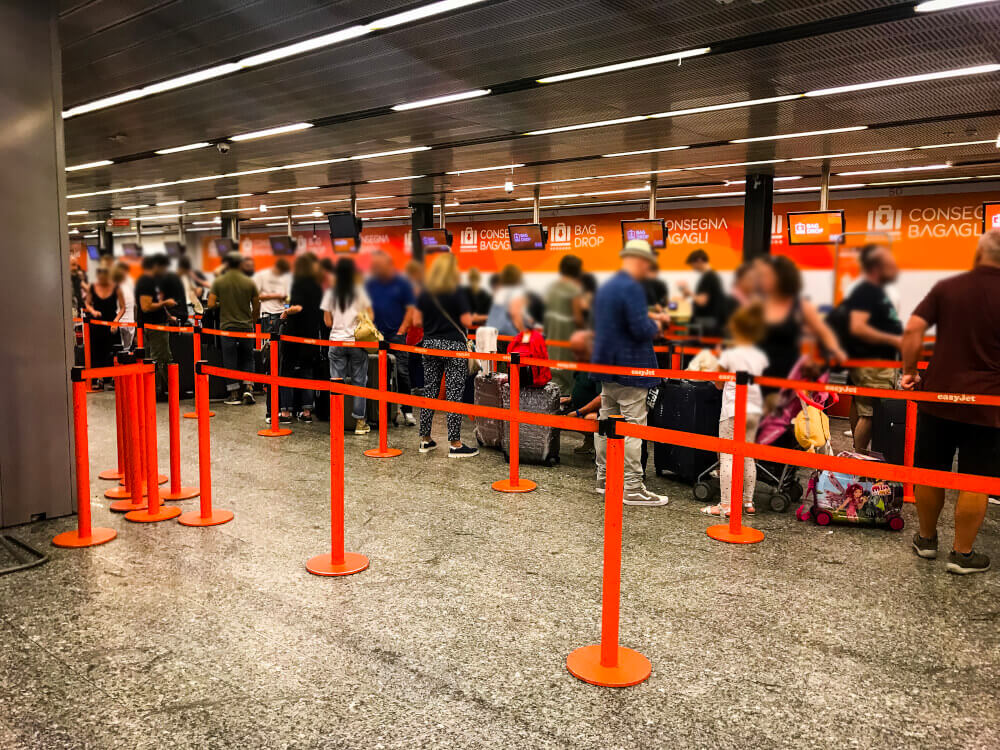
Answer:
[
  {"left": 239, "top": 26, "right": 370, "bottom": 68},
  {"left": 915, "top": 0, "right": 1000, "bottom": 12},
  {"left": 730, "top": 126, "right": 868, "bottom": 143},
  {"left": 350, "top": 146, "right": 431, "bottom": 160},
  {"left": 392, "top": 89, "right": 490, "bottom": 111},
  {"left": 155, "top": 142, "right": 211, "bottom": 155},
  {"left": 192, "top": 219, "right": 221, "bottom": 225},
  {"left": 451, "top": 185, "right": 506, "bottom": 192},
  {"left": 695, "top": 191, "right": 745, "bottom": 198},
  {"left": 368, "top": 175, "right": 425, "bottom": 183},
  {"left": 790, "top": 148, "right": 912, "bottom": 161},
  {"left": 66, "top": 160, "right": 113, "bottom": 172},
  {"left": 446, "top": 164, "right": 524, "bottom": 174},
  {"left": 139, "top": 229, "right": 164, "bottom": 235},
  {"left": 67, "top": 210, "right": 89, "bottom": 216},
  {"left": 602, "top": 146, "right": 689, "bottom": 158},
  {"left": 536, "top": 47, "right": 710, "bottom": 84},
  {"left": 727, "top": 176, "right": 803, "bottom": 185},
  {"left": 805, "top": 64, "right": 1000, "bottom": 97},
  {"left": 687, "top": 159, "right": 786, "bottom": 170},
  {"left": 355, "top": 195, "right": 395, "bottom": 201},
  {"left": 650, "top": 94, "right": 804, "bottom": 119},
  {"left": 121, "top": 204, "right": 149, "bottom": 210},
  {"left": 367, "top": 0, "right": 487, "bottom": 31},
  {"left": 188, "top": 227, "right": 220, "bottom": 232},
  {"left": 265, "top": 223, "right": 289, "bottom": 227},
  {"left": 837, "top": 163, "right": 951, "bottom": 176},
  {"left": 230, "top": 123, "right": 313, "bottom": 141},
  {"left": 267, "top": 186, "right": 320, "bottom": 194},
  {"left": 918, "top": 139, "right": 996, "bottom": 149},
  {"left": 156, "top": 200, "right": 185, "bottom": 206},
  {"left": 866, "top": 173, "right": 1000, "bottom": 186},
  {"left": 775, "top": 183, "right": 865, "bottom": 193},
  {"left": 523, "top": 169, "right": 681, "bottom": 186},
  {"left": 524, "top": 187, "right": 650, "bottom": 201},
  {"left": 524, "top": 116, "right": 648, "bottom": 137},
  {"left": 217, "top": 193, "right": 253, "bottom": 199},
  {"left": 358, "top": 207, "right": 395, "bottom": 213}
]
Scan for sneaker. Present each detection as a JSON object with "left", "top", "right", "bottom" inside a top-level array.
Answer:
[
  {"left": 298, "top": 411, "right": 313, "bottom": 423},
  {"left": 595, "top": 484, "right": 606, "bottom": 495},
  {"left": 946, "top": 550, "right": 991, "bottom": 575},
  {"left": 448, "top": 444, "right": 479, "bottom": 459},
  {"left": 355, "top": 419, "right": 371, "bottom": 435},
  {"left": 403, "top": 412, "right": 417, "bottom": 427},
  {"left": 419, "top": 439, "right": 437, "bottom": 454},
  {"left": 623, "top": 486, "right": 669, "bottom": 507},
  {"left": 912, "top": 533, "right": 939, "bottom": 560},
  {"left": 224, "top": 394, "right": 243, "bottom": 405},
  {"left": 265, "top": 415, "right": 271, "bottom": 425},
  {"left": 242, "top": 390, "right": 255, "bottom": 405},
  {"left": 279, "top": 413, "right": 293, "bottom": 424}
]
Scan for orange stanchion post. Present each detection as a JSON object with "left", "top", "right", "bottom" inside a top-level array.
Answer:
[
  {"left": 119, "top": 350, "right": 166, "bottom": 488},
  {"left": 53, "top": 370, "right": 118, "bottom": 548},
  {"left": 365, "top": 341, "right": 402, "bottom": 458},
  {"left": 255, "top": 322, "right": 263, "bottom": 350},
  {"left": 258, "top": 332, "right": 292, "bottom": 437},
  {"left": 567, "top": 417, "right": 651, "bottom": 687},
  {"left": 493, "top": 353, "right": 536, "bottom": 493},
  {"left": 178, "top": 363, "right": 234, "bottom": 527},
  {"left": 136, "top": 323, "right": 144, "bottom": 350},
  {"left": 307, "top": 382, "right": 369, "bottom": 576},
  {"left": 669, "top": 343, "right": 681, "bottom": 371},
  {"left": 109, "top": 371, "right": 148, "bottom": 510},
  {"left": 184, "top": 323, "right": 214, "bottom": 419},
  {"left": 707, "top": 372, "right": 764, "bottom": 544},
  {"left": 98, "top": 374, "right": 125, "bottom": 480},
  {"left": 903, "top": 399, "right": 917, "bottom": 504},
  {"left": 160, "top": 363, "right": 199, "bottom": 501},
  {"left": 126, "top": 367, "right": 181, "bottom": 522}
]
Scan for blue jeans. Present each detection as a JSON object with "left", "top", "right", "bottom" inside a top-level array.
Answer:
[{"left": 329, "top": 347, "right": 368, "bottom": 419}]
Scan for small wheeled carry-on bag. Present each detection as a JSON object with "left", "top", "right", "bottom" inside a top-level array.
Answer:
[
  {"left": 650, "top": 379, "right": 722, "bottom": 484},
  {"left": 798, "top": 451, "right": 905, "bottom": 531},
  {"left": 501, "top": 380, "right": 560, "bottom": 466},
  {"left": 473, "top": 372, "right": 507, "bottom": 448}
]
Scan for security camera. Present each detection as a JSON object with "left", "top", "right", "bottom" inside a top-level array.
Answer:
[
  {"left": 504, "top": 178, "right": 514, "bottom": 194},
  {"left": 216, "top": 142, "right": 231, "bottom": 154}
]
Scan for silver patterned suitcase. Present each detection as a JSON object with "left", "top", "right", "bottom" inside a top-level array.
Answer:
[
  {"left": 501, "top": 381, "right": 561, "bottom": 466},
  {"left": 474, "top": 372, "right": 507, "bottom": 448}
]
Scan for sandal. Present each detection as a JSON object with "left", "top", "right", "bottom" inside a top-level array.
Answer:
[
  {"left": 744, "top": 503, "right": 756, "bottom": 515},
  {"left": 701, "top": 504, "right": 730, "bottom": 517}
]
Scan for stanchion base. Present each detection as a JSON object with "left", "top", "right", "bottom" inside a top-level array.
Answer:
[
  {"left": 105, "top": 486, "right": 133, "bottom": 499},
  {"left": 52, "top": 527, "right": 117, "bottom": 548},
  {"left": 183, "top": 411, "right": 215, "bottom": 419},
  {"left": 109, "top": 499, "right": 147, "bottom": 512},
  {"left": 119, "top": 474, "right": 167, "bottom": 486},
  {"left": 492, "top": 478, "right": 537, "bottom": 493},
  {"left": 161, "top": 486, "right": 200, "bottom": 501},
  {"left": 98, "top": 469, "right": 123, "bottom": 481},
  {"left": 566, "top": 644, "right": 651, "bottom": 687},
  {"left": 177, "top": 508, "right": 235, "bottom": 527},
  {"left": 363, "top": 447, "right": 402, "bottom": 458},
  {"left": 305, "top": 552, "right": 369, "bottom": 577},
  {"left": 125, "top": 505, "right": 182, "bottom": 523},
  {"left": 257, "top": 427, "right": 293, "bottom": 437},
  {"left": 706, "top": 524, "right": 765, "bottom": 544}
]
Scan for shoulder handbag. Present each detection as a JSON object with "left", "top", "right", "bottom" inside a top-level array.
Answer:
[
  {"left": 428, "top": 293, "right": 479, "bottom": 375},
  {"left": 354, "top": 310, "right": 383, "bottom": 343}
]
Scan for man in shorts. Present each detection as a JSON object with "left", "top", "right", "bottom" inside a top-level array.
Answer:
[{"left": 903, "top": 229, "right": 1000, "bottom": 575}]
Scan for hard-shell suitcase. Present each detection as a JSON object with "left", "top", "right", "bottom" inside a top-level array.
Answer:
[
  {"left": 651, "top": 379, "right": 722, "bottom": 484},
  {"left": 871, "top": 397, "right": 906, "bottom": 466},
  {"left": 799, "top": 452, "right": 905, "bottom": 531},
  {"left": 501, "top": 381, "right": 561, "bottom": 466},
  {"left": 474, "top": 372, "right": 507, "bottom": 448}
]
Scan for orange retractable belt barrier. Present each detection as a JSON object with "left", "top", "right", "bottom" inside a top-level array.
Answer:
[
  {"left": 492, "top": 354, "right": 536, "bottom": 493},
  {"left": 184, "top": 324, "right": 215, "bottom": 420},
  {"left": 108, "top": 369, "right": 148, "bottom": 510},
  {"left": 364, "top": 344, "right": 402, "bottom": 459},
  {"left": 52, "top": 372, "right": 117, "bottom": 548},
  {"left": 178, "top": 368, "right": 234, "bottom": 527},
  {"left": 259, "top": 334, "right": 292, "bottom": 438},
  {"left": 125, "top": 369, "right": 181, "bottom": 523},
  {"left": 161, "top": 364, "right": 199, "bottom": 501},
  {"left": 142, "top": 323, "right": 194, "bottom": 334},
  {"left": 98, "top": 375, "right": 126, "bottom": 480}
]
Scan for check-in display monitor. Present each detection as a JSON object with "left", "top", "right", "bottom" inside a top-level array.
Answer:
[
  {"left": 507, "top": 224, "right": 547, "bottom": 251},
  {"left": 418, "top": 228, "right": 453, "bottom": 252},
  {"left": 327, "top": 211, "right": 360, "bottom": 252},
  {"left": 621, "top": 219, "right": 667, "bottom": 250},
  {"left": 787, "top": 210, "right": 845, "bottom": 245},
  {"left": 164, "top": 241, "right": 184, "bottom": 258},
  {"left": 122, "top": 242, "right": 143, "bottom": 258},
  {"left": 213, "top": 238, "right": 235, "bottom": 257},
  {"left": 983, "top": 202, "right": 1000, "bottom": 233},
  {"left": 268, "top": 235, "right": 295, "bottom": 255},
  {"left": 86, "top": 243, "right": 100, "bottom": 260}
]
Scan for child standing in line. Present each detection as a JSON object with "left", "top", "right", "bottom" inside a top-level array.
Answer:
[{"left": 703, "top": 304, "right": 769, "bottom": 517}]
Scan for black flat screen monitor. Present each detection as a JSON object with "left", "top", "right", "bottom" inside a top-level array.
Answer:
[
  {"left": 268, "top": 235, "right": 295, "bottom": 255},
  {"left": 85, "top": 243, "right": 100, "bottom": 260},
  {"left": 418, "top": 228, "right": 452, "bottom": 252},
  {"left": 213, "top": 238, "right": 236, "bottom": 257},
  {"left": 507, "top": 224, "right": 547, "bottom": 251},
  {"left": 621, "top": 219, "right": 667, "bottom": 250},
  {"left": 164, "top": 241, "right": 184, "bottom": 258},
  {"left": 122, "top": 242, "right": 142, "bottom": 258},
  {"left": 327, "top": 211, "right": 360, "bottom": 252}
]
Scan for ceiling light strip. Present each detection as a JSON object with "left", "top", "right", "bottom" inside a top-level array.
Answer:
[{"left": 536, "top": 47, "right": 710, "bottom": 84}]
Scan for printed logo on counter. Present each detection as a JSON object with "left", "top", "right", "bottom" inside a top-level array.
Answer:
[
  {"left": 867, "top": 204, "right": 903, "bottom": 233},
  {"left": 549, "top": 222, "right": 571, "bottom": 251},
  {"left": 459, "top": 226, "right": 478, "bottom": 252}
]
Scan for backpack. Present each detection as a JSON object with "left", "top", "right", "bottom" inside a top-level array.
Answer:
[
  {"left": 507, "top": 330, "right": 552, "bottom": 387},
  {"left": 825, "top": 301, "right": 852, "bottom": 354}
]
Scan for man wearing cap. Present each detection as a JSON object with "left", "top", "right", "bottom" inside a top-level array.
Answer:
[
  {"left": 207, "top": 252, "right": 260, "bottom": 405},
  {"left": 591, "top": 239, "right": 672, "bottom": 506}
]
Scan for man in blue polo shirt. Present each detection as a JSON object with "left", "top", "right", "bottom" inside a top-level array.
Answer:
[
  {"left": 592, "top": 239, "right": 672, "bottom": 506},
  {"left": 366, "top": 252, "right": 417, "bottom": 426}
]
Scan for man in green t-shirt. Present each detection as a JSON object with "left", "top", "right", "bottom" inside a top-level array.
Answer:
[{"left": 207, "top": 252, "right": 260, "bottom": 405}]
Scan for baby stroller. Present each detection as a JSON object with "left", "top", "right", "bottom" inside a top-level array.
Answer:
[{"left": 692, "top": 357, "right": 838, "bottom": 512}]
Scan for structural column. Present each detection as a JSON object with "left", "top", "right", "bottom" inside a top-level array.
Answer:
[
  {"left": 409, "top": 202, "right": 434, "bottom": 261},
  {"left": 0, "top": 0, "right": 76, "bottom": 526},
  {"left": 742, "top": 173, "right": 774, "bottom": 261}
]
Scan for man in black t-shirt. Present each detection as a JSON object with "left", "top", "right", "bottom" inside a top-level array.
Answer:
[
  {"left": 135, "top": 255, "right": 178, "bottom": 397},
  {"left": 682, "top": 249, "right": 727, "bottom": 336},
  {"left": 154, "top": 255, "right": 187, "bottom": 324},
  {"left": 844, "top": 244, "right": 902, "bottom": 451}
]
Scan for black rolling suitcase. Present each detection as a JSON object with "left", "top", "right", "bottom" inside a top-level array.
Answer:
[
  {"left": 651, "top": 379, "right": 722, "bottom": 484},
  {"left": 205, "top": 340, "right": 230, "bottom": 400},
  {"left": 501, "top": 381, "right": 561, "bottom": 466},
  {"left": 871, "top": 397, "right": 906, "bottom": 466},
  {"left": 172, "top": 333, "right": 195, "bottom": 398}
]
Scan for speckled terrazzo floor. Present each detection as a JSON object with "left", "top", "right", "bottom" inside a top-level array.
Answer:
[{"left": 1, "top": 390, "right": 998, "bottom": 750}]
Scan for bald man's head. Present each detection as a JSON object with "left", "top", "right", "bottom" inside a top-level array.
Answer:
[
  {"left": 978, "top": 229, "right": 1000, "bottom": 267},
  {"left": 569, "top": 330, "right": 594, "bottom": 362}
]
